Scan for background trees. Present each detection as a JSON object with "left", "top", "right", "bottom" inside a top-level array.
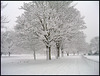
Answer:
[
  {"left": 89, "top": 36, "right": 99, "bottom": 55},
  {"left": 1, "top": 2, "right": 11, "bottom": 56},
  {"left": 1, "top": 2, "right": 9, "bottom": 30},
  {"left": 1, "top": 31, "right": 15, "bottom": 56},
  {"left": 14, "top": 31, "right": 45, "bottom": 60},
  {"left": 47, "top": 1, "right": 86, "bottom": 58},
  {"left": 63, "top": 31, "right": 89, "bottom": 55}
]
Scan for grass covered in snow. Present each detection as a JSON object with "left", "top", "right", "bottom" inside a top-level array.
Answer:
[
  {"left": 84, "top": 55, "right": 99, "bottom": 62},
  {"left": 1, "top": 54, "right": 99, "bottom": 75}
]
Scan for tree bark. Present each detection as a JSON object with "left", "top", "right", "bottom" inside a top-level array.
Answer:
[
  {"left": 57, "top": 46, "right": 60, "bottom": 58},
  {"left": 33, "top": 51, "right": 36, "bottom": 60},
  {"left": 46, "top": 46, "right": 49, "bottom": 60},
  {"left": 56, "top": 50, "right": 58, "bottom": 59},
  {"left": 48, "top": 46, "right": 51, "bottom": 60},
  {"left": 46, "top": 46, "right": 51, "bottom": 60},
  {"left": 8, "top": 52, "right": 10, "bottom": 56}
]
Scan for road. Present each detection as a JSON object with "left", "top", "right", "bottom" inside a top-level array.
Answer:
[{"left": 1, "top": 55, "right": 99, "bottom": 75}]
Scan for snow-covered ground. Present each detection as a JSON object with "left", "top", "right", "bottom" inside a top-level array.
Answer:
[
  {"left": 84, "top": 55, "right": 99, "bottom": 62},
  {"left": 1, "top": 54, "right": 99, "bottom": 75}
]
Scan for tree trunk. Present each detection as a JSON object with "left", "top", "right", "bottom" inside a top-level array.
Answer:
[
  {"left": 33, "top": 51, "right": 36, "bottom": 60},
  {"left": 57, "top": 47, "right": 60, "bottom": 58},
  {"left": 56, "top": 50, "right": 58, "bottom": 59},
  {"left": 61, "top": 50, "right": 63, "bottom": 57},
  {"left": 48, "top": 46, "right": 51, "bottom": 60},
  {"left": 66, "top": 52, "right": 69, "bottom": 56},
  {"left": 46, "top": 46, "right": 49, "bottom": 60},
  {"left": 46, "top": 45, "right": 51, "bottom": 60},
  {"left": 8, "top": 52, "right": 10, "bottom": 56},
  {"left": 67, "top": 53, "right": 69, "bottom": 56},
  {"left": 58, "top": 47, "right": 60, "bottom": 57}
]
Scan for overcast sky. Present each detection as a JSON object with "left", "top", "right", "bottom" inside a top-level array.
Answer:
[{"left": 1, "top": 1, "right": 99, "bottom": 43}]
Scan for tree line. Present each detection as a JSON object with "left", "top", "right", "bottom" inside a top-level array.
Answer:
[{"left": 1, "top": 1, "right": 99, "bottom": 60}]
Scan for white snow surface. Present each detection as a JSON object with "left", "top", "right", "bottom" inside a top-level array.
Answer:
[
  {"left": 1, "top": 54, "right": 99, "bottom": 75},
  {"left": 84, "top": 55, "right": 99, "bottom": 62}
]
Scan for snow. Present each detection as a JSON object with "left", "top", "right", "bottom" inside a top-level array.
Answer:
[
  {"left": 83, "top": 55, "right": 99, "bottom": 62},
  {"left": 1, "top": 54, "right": 99, "bottom": 75}
]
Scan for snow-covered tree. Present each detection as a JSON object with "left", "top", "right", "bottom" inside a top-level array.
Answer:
[
  {"left": 72, "top": 32, "right": 89, "bottom": 54},
  {"left": 1, "top": 2, "right": 9, "bottom": 30},
  {"left": 1, "top": 31, "right": 15, "bottom": 56},
  {"left": 48, "top": 1, "right": 86, "bottom": 58},
  {"left": 62, "top": 31, "right": 89, "bottom": 55},
  {"left": 14, "top": 31, "right": 45, "bottom": 60},
  {"left": 14, "top": 1, "right": 62, "bottom": 60},
  {"left": 1, "top": 32, "right": 7, "bottom": 55},
  {"left": 90, "top": 36, "right": 99, "bottom": 55},
  {"left": 15, "top": 1, "right": 86, "bottom": 60}
]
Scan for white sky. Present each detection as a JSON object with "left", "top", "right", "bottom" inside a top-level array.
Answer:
[{"left": 1, "top": 1, "right": 99, "bottom": 43}]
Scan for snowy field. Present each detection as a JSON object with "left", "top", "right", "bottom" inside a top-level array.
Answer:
[
  {"left": 84, "top": 55, "right": 99, "bottom": 62},
  {"left": 1, "top": 54, "right": 99, "bottom": 75}
]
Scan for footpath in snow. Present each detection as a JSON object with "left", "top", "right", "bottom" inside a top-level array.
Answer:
[{"left": 1, "top": 55, "right": 99, "bottom": 75}]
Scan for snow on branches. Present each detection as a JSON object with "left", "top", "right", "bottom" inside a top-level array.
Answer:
[{"left": 14, "top": 1, "right": 87, "bottom": 59}]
